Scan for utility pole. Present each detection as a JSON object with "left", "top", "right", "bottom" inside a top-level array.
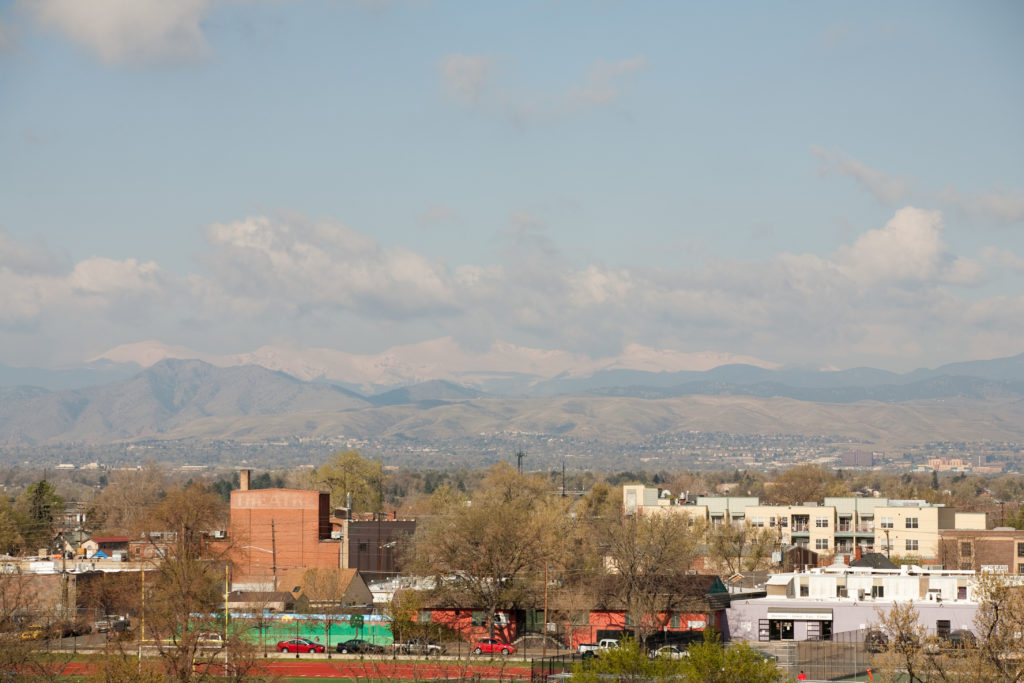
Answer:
[
  {"left": 270, "top": 519, "right": 278, "bottom": 592},
  {"left": 542, "top": 564, "right": 549, "bottom": 658}
]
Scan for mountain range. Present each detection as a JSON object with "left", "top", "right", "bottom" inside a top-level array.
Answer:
[{"left": 1, "top": 346, "right": 1024, "bottom": 452}]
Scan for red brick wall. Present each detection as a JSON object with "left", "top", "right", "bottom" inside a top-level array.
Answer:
[{"left": 229, "top": 489, "right": 341, "bottom": 583}]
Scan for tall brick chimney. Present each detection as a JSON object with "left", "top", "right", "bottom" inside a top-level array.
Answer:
[{"left": 239, "top": 469, "right": 251, "bottom": 491}]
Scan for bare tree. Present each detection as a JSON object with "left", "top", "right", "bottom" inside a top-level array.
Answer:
[
  {"left": 701, "top": 520, "right": 777, "bottom": 574},
  {"left": 413, "top": 463, "right": 558, "bottom": 640},
  {"left": 596, "top": 512, "right": 700, "bottom": 644}
]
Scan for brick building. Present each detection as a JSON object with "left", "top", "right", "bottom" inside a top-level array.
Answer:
[
  {"left": 938, "top": 527, "right": 1024, "bottom": 573},
  {"left": 227, "top": 470, "right": 415, "bottom": 589}
]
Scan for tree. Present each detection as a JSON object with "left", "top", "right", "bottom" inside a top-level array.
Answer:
[
  {"left": 969, "top": 570, "right": 1024, "bottom": 682},
  {"left": 15, "top": 479, "right": 63, "bottom": 552},
  {"left": 767, "top": 464, "right": 847, "bottom": 505},
  {"left": 413, "top": 463, "right": 558, "bottom": 639},
  {"left": 139, "top": 482, "right": 236, "bottom": 682},
  {"left": 596, "top": 512, "right": 700, "bottom": 644},
  {"left": 702, "top": 520, "right": 778, "bottom": 574},
  {"left": 678, "top": 628, "right": 786, "bottom": 683},
  {"left": 571, "top": 636, "right": 684, "bottom": 683},
  {"left": 87, "top": 462, "right": 167, "bottom": 535},
  {"left": 316, "top": 450, "right": 385, "bottom": 512},
  {"left": 0, "top": 496, "right": 24, "bottom": 555}
]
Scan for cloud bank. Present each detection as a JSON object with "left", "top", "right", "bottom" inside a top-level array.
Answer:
[{"left": 0, "top": 206, "right": 1019, "bottom": 370}]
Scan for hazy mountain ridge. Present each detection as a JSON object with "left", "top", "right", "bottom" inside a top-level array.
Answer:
[
  {"left": 0, "top": 360, "right": 369, "bottom": 446},
  {"left": 3, "top": 353, "right": 1024, "bottom": 452}
]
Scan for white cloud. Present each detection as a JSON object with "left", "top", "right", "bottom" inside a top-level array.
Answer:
[
  {"left": 811, "top": 146, "right": 911, "bottom": 205},
  {"left": 439, "top": 53, "right": 495, "bottom": 104},
  {"left": 831, "top": 206, "right": 971, "bottom": 286},
  {"left": 439, "top": 53, "right": 648, "bottom": 122},
  {"left": 980, "top": 247, "right": 1024, "bottom": 273},
  {"left": 68, "top": 257, "right": 164, "bottom": 295},
  {"left": 24, "top": 0, "right": 211, "bottom": 64},
  {"left": 419, "top": 203, "right": 459, "bottom": 226},
  {"left": 566, "top": 56, "right": 648, "bottom": 110},
  {"left": 0, "top": 206, "right": 1020, "bottom": 369},
  {"left": 940, "top": 185, "right": 1024, "bottom": 226},
  {"left": 202, "top": 215, "right": 458, "bottom": 317}
]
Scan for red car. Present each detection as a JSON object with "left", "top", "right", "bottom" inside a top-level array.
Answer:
[
  {"left": 276, "top": 637, "right": 325, "bottom": 654},
  {"left": 471, "top": 638, "right": 515, "bottom": 655}
]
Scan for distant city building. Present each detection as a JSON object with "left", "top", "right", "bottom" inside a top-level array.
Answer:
[{"left": 839, "top": 450, "right": 873, "bottom": 467}]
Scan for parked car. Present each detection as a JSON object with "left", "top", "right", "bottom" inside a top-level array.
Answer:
[
  {"left": 20, "top": 624, "right": 49, "bottom": 641},
  {"left": 337, "top": 638, "right": 384, "bottom": 654},
  {"left": 865, "top": 629, "right": 888, "bottom": 653},
  {"left": 393, "top": 639, "right": 446, "bottom": 655},
  {"left": 57, "top": 620, "right": 92, "bottom": 638},
  {"left": 649, "top": 645, "right": 687, "bottom": 660},
  {"left": 198, "top": 632, "right": 225, "bottom": 645},
  {"left": 276, "top": 637, "right": 325, "bottom": 654},
  {"left": 578, "top": 638, "right": 620, "bottom": 659},
  {"left": 471, "top": 638, "right": 516, "bottom": 655}
]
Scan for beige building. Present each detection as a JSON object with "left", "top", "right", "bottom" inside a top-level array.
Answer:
[{"left": 622, "top": 486, "right": 988, "bottom": 562}]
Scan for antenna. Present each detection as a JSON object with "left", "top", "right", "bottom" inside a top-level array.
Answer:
[{"left": 516, "top": 449, "right": 526, "bottom": 474}]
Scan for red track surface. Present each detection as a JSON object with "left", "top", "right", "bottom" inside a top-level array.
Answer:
[{"left": 59, "top": 659, "right": 533, "bottom": 680}]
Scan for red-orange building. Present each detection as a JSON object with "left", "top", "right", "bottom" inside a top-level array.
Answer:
[
  {"left": 226, "top": 470, "right": 416, "bottom": 588},
  {"left": 229, "top": 471, "right": 342, "bottom": 588}
]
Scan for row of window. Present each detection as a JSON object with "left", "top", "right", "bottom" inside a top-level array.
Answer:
[{"left": 879, "top": 517, "right": 919, "bottom": 529}]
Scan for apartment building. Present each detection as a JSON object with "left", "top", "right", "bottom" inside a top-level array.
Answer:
[{"left": 622, "top": 486, "right": 987, "bottom": 562}]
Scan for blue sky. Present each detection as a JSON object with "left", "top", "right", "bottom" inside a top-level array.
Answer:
[{"left": 1, "top": 0, "right": 1022, "bottom": 373}]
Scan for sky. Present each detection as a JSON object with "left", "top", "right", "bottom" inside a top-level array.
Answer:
[{"left": 1, "top": 0, "right": 1022, "bottom": 373}]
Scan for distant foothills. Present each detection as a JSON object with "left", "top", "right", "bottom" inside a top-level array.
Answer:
[{"left": 1, "top": 345, "right": 1024, "bottom": 470}]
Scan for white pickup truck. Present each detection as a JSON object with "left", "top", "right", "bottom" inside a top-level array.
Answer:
[{"left": 577, "top": 639, "right": 620, "bottom": 659}]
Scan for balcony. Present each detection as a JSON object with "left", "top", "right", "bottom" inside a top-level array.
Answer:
[{"left": 792, "top": 524, "right": 809, "bottom": 533}]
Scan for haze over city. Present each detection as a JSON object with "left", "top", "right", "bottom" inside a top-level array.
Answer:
[{"left": 1, "top": 1, "right": 1022, "bottom": 376}]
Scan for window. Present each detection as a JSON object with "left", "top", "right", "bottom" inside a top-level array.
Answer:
[
  {"left": 780, "top": 517, "right": 789, "bottom": 528},
  {"left": 670, "top": 614, "right": 680, "bottom": 629},
  {"left": 711, "top": 515, "right": 723, "bottom": 526},
  {"left": 1017, "top": 542, "right": 1024, "bottom": 558},
  {"left": 906, "top": 539, "right": 919, "bottom": 552},
  {"left": 358, "top": 542, "right": 368, "bottom": 552},
  {"left": 961, "top": 542, "right": 972, "bottom": 557},
  {"left": 816, "top": 517, "right": 829, "bottom": 528},
  {"left": 769, "top": 516, "right": 777, "bottom": 527},
  {"left": 837, "top": 586, "right": 848, "bottom": 598},
  {"left": 815, "top": 538, "right": 829, "bottom": 550},
  {"left": 906, "top": 517, "right": 919, "bottom": 529},
  {"left": 871, "top": 585, "right": 885, "bottom": 599},
  {"left": 958, "top": 586, "right": 968, "bottom": 600},
  {"left": 472, "top": 611, "right": 486, "bottom": 626},
  {"left": 961, "top": 562, "right": 973, "bottom": 570},
  {"left": 1019, "top": 564, "right": 1024, "bottom": 575},
  {"left": 800, "top": 585, "right": 809, "bottom": 597},
  {"left": 624, "top": 613, "right": 632, "bottom": 627},
  {"left": 751, "top": 517, "right": 764, "bottom": 528},
  {"left": 880, "top": 517, "right": 894, "bottom": 529}
]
